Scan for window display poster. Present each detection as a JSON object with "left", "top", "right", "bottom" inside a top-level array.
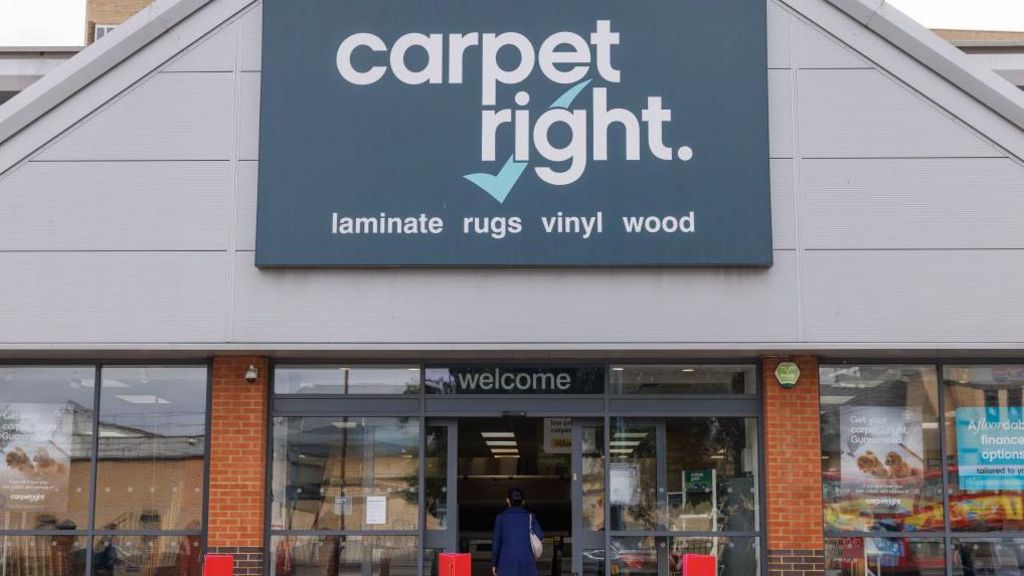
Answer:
[
  {"left": 544, "top": 418, "right": 572, "bottom": 454},
  {"left": 839, "top": 406, "right": 924, "bottom": 512},
  {"left": 956, "top": 407, "right": 1024, "bottom": 491},
  {"left": 0, "top": 403, "right": 72, "bottom": 511},
  {"left": 609, "top": 463, "right": 638, "bottom": 506}
]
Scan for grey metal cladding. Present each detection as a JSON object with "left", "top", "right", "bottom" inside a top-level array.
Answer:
[{"left": 0, "top": 0, "right": 1022, "bottom": 348}]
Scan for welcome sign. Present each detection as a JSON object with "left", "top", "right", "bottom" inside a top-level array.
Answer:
[
  {"left": 425, "top": 366, "right": 604, "bottom": 394},
  {"left": 257, "top": 0, "right": 771, "bottom": 266}
]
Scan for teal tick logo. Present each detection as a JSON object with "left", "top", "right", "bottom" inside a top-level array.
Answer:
[{"left": 464, "top": 79, "right": 592, "bottom": 204}]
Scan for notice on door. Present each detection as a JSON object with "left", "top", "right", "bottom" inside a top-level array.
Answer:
[
  {"left": 544, "top": 418, "right": 572, "bottom": 454},
  {"left": 609, "top": 463, "right": 638, "bottom": 506},
  {"left": 0, "top": 403, "right": 72, "bottom": 512},
  {"left": 366, "top": 496, "right": 387, "bottom": 525}
]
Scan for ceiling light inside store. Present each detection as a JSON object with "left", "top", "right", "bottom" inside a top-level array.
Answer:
[
  {"left": 491, "top": 448, "right": 519, "bottom": 454},
  {"left": 612, "top": 367, "right": 625, "bottom": 372},
  {"left": 494, "top": 455, "right": 520, "bottom": 459},
  {"left": 332, "top": 421, "right": 358, "bottom": 429},
  {"left": 481, "top": 432, "right": 515, "bottom": 439},
  {"left": 610, "top": 441, "right": 641, "bottom": 447},
  {"left": 609, "top": 449, "right": 634, "bottom": 455},
  {"left": 614, "top": 432, "right": 648, "bottom": 439},
  {"left": 486, "top": 440, "right": 518, "bottom": 447},
  {"left": 710, "top": 455, "right": 725, "bottom": 460},
  {"left": 115, "top": 395, "right": 169, "bottom": 404},
  {"left": 681, "top": 368, "right": 696, "bottom": 373}
]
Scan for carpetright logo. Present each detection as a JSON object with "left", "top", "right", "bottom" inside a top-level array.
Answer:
[{"left": 336, "top": 21, "right": 692, "bottom": 204}]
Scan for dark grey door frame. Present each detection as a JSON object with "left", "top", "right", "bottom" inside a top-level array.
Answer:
[
  {"left": 424, "top": 419, "right": 458, "bottom": 553},
  {"left": 572, "top": 419, "right": 605, "bottom": 576}
]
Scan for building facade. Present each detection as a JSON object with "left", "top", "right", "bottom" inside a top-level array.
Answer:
[{"left": 1, "top": 0, "right": 1024, "bottom": 575}]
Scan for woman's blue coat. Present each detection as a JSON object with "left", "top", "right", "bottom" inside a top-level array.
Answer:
[{"left": 492, "top": 506, "right": 544, "bottom": 576}]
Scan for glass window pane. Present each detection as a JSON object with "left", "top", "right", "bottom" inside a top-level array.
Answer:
[
  {"left": 945, "top": 365, "right": 1024, "bottom": 533},
  {"left": 271, "top": 417, "right": 420, "bottom": 531},
  {"left": 94, "top": 366, "right": 207, "bottom": 531},
  {"left": 825, "top": 537, "right": 945, "bottom": 576},
  {"left": 270, "top": 535, "right": 419, "bottom": 576},
  {"left": 610, "top": 418, "right": 759, "bottom": 532},
  {"left": 611, "top": 365, "right": 756, "bottom": 395},
  {"left": 0, "top": 366, "right": 94, "bottom": 531},
  {"left": 953, "top": 538, "right": 1024, "bottom": 575},
  {"left": 610, "top": 420, "right": 657, "bottom": 531},
  {"left": 0, "top": 534, "right": 87, "bottom": 575},
  {"left": 425, "top": 426, "right": 448, "bottom": 530},
  {"left": 666, "top": 418, "right": 758, "bottom": 532},
  {"left": 609, "top": 536, "right": 759, "bottom": 576},
  {"left": 93, "top": 534, "right": 201, "bottom": 576},
  {"left": 275, "top": 366, "right": 420, "bottom": 395},
  {"left": 819, "top": 365, "right": 943, "bottom": 532},
  {"left": 582, "top": 424, "right": 605, "bottom": 532}
]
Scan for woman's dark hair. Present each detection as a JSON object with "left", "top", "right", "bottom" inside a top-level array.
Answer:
[{"left": 507, "top": 487, "right": 525, "bottom": 506}]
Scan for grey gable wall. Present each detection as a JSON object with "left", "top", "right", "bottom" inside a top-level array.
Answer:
[{"left": 0, "top": 0, "right": 1022, "bottom": 350}]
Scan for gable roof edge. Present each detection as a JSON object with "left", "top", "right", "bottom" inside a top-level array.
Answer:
[
  {"left": 827, "top": 0, "right": 1024, "bottom": 132},
  {"left": 0, "top": 0, "right": 211, "bottom": 146}
]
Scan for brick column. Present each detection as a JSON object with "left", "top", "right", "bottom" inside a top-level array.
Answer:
[
  {"left": 207, "top": 357, "right": 269, "bottom": 575},
  {"left": 763, "top": 356, "right": 825, "bottom": 576}
]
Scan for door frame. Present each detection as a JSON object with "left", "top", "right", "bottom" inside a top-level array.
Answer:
[{"left": 572, "top": 418, "right": 605, "bottom": 576}]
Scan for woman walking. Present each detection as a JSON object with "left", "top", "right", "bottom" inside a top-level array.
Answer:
[{"left": 492, "top": 487, "right": 544, "bottom": 576}]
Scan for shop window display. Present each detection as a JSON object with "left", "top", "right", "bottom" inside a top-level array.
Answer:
[
  {"left": 820, "top": 365, "right": 943, "bottom": 533},
  {"left": 271, "top": 417, "right": 421, "bottom": 532},
  {"left": 0, "top": 365, "right": 208, "bottom": 576},
  {"left": 945, "top": 366, "right": 1024, "bottom": 533},
  {"left": 823, "top": 364, "right": 1024, "bottom": 576},
  {"left": 824, "top": 537, "right": 945, "bottom": 576}
]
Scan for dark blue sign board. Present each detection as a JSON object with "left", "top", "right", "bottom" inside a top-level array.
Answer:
[
  {"left": 257, "top": 0, "right": 771, "bottom": 266},
  {"left": 425, "top": 366, "right": 605, "bottom": 395}
]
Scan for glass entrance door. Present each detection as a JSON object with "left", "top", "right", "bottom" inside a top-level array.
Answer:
[
  {"left": 572, "top": 420, "right": 605, "bottom": 576},
  {"left": 426, "top": 418, "right": 605, "bottom": 576}
]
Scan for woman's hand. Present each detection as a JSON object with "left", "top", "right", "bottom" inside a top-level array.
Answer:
[{"left": 492, "top": 567, "right": 497, "bottom": 576}]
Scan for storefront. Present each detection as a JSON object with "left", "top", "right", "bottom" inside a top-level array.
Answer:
[
  {"left": 1, "top": 0, "right": 1024, "bottom": 574},
  {"left": 268, "top": 364, "right": 761, "bottom": 576}
]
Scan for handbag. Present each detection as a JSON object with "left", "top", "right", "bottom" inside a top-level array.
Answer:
[{"left": 529, "top": 514, "right": 543, "bottom": 560}]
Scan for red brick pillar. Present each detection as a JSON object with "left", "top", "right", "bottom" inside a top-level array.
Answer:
[
  {"left": 208, "top": 357, "right": 269, "bottom": 575},
  {"left": 763, "top": 356, "right": 825, "bottom": 576}
]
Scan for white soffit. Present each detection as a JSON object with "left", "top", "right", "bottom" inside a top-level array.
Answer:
[{"left": 0, "top": 0, "right": 1023, "bottom": 176}]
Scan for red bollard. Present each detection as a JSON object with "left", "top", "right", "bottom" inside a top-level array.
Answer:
[
  {"left": 681, "top": 554, "right": 716, "bottom": 576},
  {"left": 439, "top": 553, "right": 472, "bottom": 576},
  {"left": 203, "top": 554, "right": 234, "bottom": 576}
]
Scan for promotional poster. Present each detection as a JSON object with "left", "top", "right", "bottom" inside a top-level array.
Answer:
[
  {"left": 0, "top": 403, "right": 72, "bottom": 513},
  {"left": 956, "top": 406, "right": 1024, "bottom": 491},
  {"left": 839, "top": 406, "right": 924, "bottom": 518}
]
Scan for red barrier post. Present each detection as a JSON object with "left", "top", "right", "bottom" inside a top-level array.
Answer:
[
  {"left": 681, "top": 554, "right": 716, "bottom": 576},
  {"left": 203, "top": 554, "right": 234, "bottom": 576},
  {"left": 439, "top": 553, "right": 472, "bottom": 576}
]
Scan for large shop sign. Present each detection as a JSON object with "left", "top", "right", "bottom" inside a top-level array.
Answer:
[{"left": 256, "top": 0, "right": 771, "bottom": 267}]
